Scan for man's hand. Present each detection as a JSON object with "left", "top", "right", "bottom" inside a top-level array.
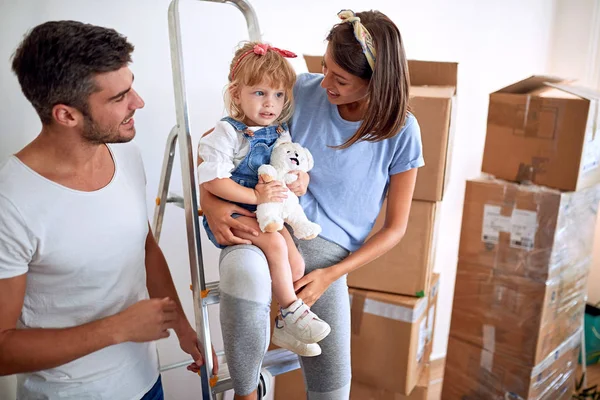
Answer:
[
  {"left": 286, "top": 171, "right": 309, "bottom": 197},
  {"left": 113, "top": 298, "right": 177, "bottom": 343},
  {"left": 177, "top": 325, "right": 219, "bottom": 375}
]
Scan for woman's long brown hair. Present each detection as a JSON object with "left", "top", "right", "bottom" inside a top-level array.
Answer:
[{"left": 327, "top": 10, "right": 410, "bottom": 149}]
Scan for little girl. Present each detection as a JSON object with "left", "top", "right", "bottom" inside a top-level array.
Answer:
[{"left": 197, "top": 42, "right": 329, "bottom": 357}]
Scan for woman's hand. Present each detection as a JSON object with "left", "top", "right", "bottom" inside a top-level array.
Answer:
[
  {"left": 286, "top": 171, "right": 309, "bottom": 197},
  {"left": 254, "top": 180, "right": 288, "bottom": 205},
  {"left": 293, "top": 268, "right": 336, "bottom": 307},
  {"left": 201, "top": 188, "right": 258, "bottom": 246}
]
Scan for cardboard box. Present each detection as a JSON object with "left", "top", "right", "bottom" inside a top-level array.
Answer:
[
  {"left": 273, "top": 274, "right": 438, "bottom": 399},
  {"left": 441, "top": 332, "right": 579, "bottom": 400},
  {"left": 408, "top": 61, "right": 457, "bottom": 202},
  {"left": 449, "top": 262, "right": 587, "bottom": 366},
  {"left": 304, "top": 55, "right": 458, "bottom": 202},
  {"left": 424, "top": 273, "right": 440, "bottom": 362},
  {"left": 481, "top": 77, "right": 600, "bottom": 192},
  {"left": 348, "top": 200, "right": 440, "bottom": 296},
  {"left": 274, "top": 365, "right": 430, "bottom": 400},
  {"left": 274, "top": 366, "right": 305, "bottom": 400},
  {"left": 349, "top": 287, "right": 430, "bottom": 394},
  {"left": 350, "top": 364, "right": 430, "bottom": 400},
  {"left": 459, "top": 176, "right": 600, "bottom": 281}
]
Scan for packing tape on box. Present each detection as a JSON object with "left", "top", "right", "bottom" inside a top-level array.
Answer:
[
  {"left": 482, "top": 324, "right": 496, "bottom": 353},
  {"left": 350, "top": 292, "right": 366, "bottom": 335},
  {"left": 479, "top": 348, "right": 494, "bottom": 373},
  {"left": 349, "top": 293, "right": 428, "bottom": 336},
  {"left": 530, "top": 327, "right": 582, "bottom": 378}
]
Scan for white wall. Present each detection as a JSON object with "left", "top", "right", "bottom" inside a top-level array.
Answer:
[
  {"left": 0, "top": 0, "right": 558, "bottom": 398},
  {"left": 547, "top": 0, "right": 600, "bottom": 306}
]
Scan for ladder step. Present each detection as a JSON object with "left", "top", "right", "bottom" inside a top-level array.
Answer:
[
  {"left": 166, "top": 192, "right": 184, "bottom": 209},
  {"left": 202, "top": 281, "right": 220, "bottom": 305},
  {"left": 212, "top": 349, "right": 300, "bottom": 394}
]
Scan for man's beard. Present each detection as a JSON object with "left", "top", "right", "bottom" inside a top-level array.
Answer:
[{"left": 81, "top": 113, "right": 134, "bottom": 144}]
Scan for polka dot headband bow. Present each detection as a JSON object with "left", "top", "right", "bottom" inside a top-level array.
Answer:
[
  {"left": 337, "top": 9, "right": 376, "bottom": 71},
  {"left": 231, "top": 43, "right": 297, "bottom": 80}
]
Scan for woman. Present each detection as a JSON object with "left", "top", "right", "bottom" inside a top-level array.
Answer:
[{"left": 201, "top": 9, "right": 423, "bottom": 400}]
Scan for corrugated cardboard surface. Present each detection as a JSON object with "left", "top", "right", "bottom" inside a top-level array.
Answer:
[
  {"left": 349, "top": 288, "right": 429, "bottom": 395},
  {"left": 303, "top": 55, "right": 458, "bottom": 202},
  {"left": 441, "top": 333, "right": 579, "bottom": 400},
  {"left": 410, "top": 86, "right": 455, "bottom": 201},
  {"left": 350, "top": 364, "right": 430, "bottom": 400},
  {"left": 348, "top": 200, "right": 439, "bottom": 296},
  {"left": 458, "top": 177, "right": 600, "bottom": 281},
  {"left": 449, "top": 261, "right": 587, "bottom": 366},
  {"left": 274, "top": 275, "right": 439, "bottom": 399},
  {"left": 481, "top": 77, "right": 600, "bottom": 191},
  {"left": 274, "top": 365, "right": 430, "bottom": 400}
]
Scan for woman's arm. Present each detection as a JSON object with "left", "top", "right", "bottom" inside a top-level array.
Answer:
[{"left": 295, "top": 168, "right": 417, "bottom": 306}]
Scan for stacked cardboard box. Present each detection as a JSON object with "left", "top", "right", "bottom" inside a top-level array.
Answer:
[
  {"left": 272, "top": 274, "right": 440, "bottom": 400},
  {"left": 443, "top": 77, "right": 600, "bottom": 399}
]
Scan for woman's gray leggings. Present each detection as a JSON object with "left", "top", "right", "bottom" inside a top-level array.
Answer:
[{"left": 218, "top": 236, "right": 351, "bottom": 399}]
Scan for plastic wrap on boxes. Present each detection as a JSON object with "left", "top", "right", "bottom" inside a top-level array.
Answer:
[
  {"left": 442, "top": 330, "right": 581, "bottom": 400},
  {"left": 459, "top": 176, "right": 600, "bottom": 281},
  {"left": 449, "top": 260, "right": 588, "bottom": 366}
]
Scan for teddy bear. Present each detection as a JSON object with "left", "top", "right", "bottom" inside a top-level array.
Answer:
[{"left": 256, "top": 140, "right": 322, "bottom": 240}]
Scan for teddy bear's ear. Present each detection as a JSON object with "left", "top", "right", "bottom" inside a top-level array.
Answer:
[
  {"left": 303, "top": 148, "right": 314, "bottom": 171},
  {"left": 273, "top": 137, "right": 292, "bottom": 148}
]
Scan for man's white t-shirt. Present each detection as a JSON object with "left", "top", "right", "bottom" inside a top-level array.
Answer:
[{"left": 0, "top": 142, "right": 159, "bottom": 399}]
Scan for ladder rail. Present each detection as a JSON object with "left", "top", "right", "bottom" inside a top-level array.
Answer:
[
  {"left": 161, "top": 0, "right": 262, "bottom": 398},
  {"left": 167, "top": 1, "right": 213, "bottom": 397},
  {"left": 152, "top": 126, "right": 178, "bottom": 242}
]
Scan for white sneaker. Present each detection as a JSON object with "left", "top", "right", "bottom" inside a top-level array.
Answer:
[
  {"left": 280, "top": 299, "right": 331, "bottom": 344},
  {"left": 272, "top": 318, "right": 322, "bottom": 357}
]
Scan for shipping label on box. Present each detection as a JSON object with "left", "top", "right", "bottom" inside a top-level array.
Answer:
[{"left": 459, "top": 177, "right": 600, "bottom": 281}]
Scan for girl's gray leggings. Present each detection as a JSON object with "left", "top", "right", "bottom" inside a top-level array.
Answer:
[{"left": 218, "top": 235, "right": 351, "bottom": 399}]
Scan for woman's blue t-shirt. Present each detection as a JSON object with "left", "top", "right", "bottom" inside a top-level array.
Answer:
[{"left": 290, "top": 73, "right": 424, "bottom": 252}]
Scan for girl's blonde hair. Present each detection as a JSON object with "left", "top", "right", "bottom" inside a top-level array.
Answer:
[{"left": 225, "top": 42, "right": 297, "bottom": 125}]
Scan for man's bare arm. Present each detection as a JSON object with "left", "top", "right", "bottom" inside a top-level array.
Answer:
[{"left": 0, "top": 274, "right": 177, "bottom": 376}]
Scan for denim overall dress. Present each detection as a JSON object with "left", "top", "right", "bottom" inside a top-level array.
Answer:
[{"left": 203, "top": 116, "right": 287, "bottom": 249}]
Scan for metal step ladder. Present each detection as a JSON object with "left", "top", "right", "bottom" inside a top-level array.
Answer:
[{"left": 152, "top": 1, "right": 300, "bottom": 399}]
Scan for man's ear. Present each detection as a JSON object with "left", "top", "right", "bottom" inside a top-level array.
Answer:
[{"left": 52, "top": 104, "right": 82, "bottom": 128}]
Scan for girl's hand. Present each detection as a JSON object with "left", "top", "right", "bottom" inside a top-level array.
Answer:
[
  {"left": 254, "top": 179, "right": 288, "bottom": 204},
  {"left": 286, "top": 171, "right": 309, "bottom": 197},
  {"left": 293, "top": 268, "right": 336, "bottom": 307}
]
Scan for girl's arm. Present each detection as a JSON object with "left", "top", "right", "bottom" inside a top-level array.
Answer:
[
  {"left": 202, "top": 178, "right": 259, "bottom": 205},
  {"left": 295, "top": 168, "right": 417, "bottom": 306}
]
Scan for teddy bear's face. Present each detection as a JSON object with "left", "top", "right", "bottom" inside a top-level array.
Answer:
[{"left": 271, "top": 142, "right": 314, "bottom": 173}]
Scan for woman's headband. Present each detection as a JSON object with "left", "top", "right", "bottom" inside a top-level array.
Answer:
[{"left": 337, "top": 9, "right": 376, "bottom": 71}]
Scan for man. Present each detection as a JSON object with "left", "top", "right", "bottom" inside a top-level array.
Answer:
[{"left": 0, "top": 20, "right": 216, "bottom": 399}]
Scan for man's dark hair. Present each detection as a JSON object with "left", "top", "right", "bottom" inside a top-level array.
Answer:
[{"left": 11, "top": 20, "right": 134, "bottom": 125}]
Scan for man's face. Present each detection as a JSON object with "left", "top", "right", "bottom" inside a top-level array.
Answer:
[{"left": 82, "top": 67, "right": 145, "bottom": 144}]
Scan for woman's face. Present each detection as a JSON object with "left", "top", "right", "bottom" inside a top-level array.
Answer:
[{"left": 320, "top": 44, "right": 369, "bottom": 107}]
